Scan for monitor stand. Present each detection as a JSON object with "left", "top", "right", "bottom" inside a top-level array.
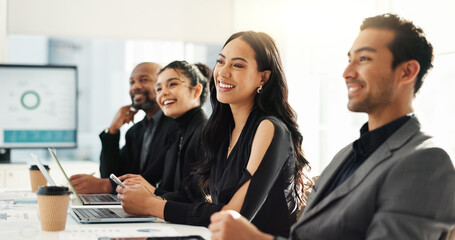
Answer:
[{"left": 0, "top": 149, "right": 11, "bottom": 163}]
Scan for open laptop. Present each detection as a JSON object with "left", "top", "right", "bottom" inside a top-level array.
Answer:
[
  {"left": 36, "top": 149, "right": 158, "bottom": 223},
  {"left": 47, "top": 148, "right": 121, "bottom": 205}
]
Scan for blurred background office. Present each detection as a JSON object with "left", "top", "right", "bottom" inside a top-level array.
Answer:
[{"left": 1, "top": 0, "right": 454, "bottom": 176}]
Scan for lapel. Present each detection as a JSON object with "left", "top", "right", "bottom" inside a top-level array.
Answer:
[{"left": 296, "top": 117, "right": 421, "bottom": 225}]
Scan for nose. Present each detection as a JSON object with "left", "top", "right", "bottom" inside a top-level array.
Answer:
[
  {"left": 156, "top": 85, "right": 169, "bottom": 102},
  {"left": 216, "top": 64, "right": 230, "bottom": 80},
  {"left": 342, "top": 61, "right": 357, "bottom": 81}
]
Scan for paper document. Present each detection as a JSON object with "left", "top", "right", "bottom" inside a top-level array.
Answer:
[
  {"left": 60, "top": 226, "right": 181, "bottom": 240},
  {"left": 0, "top": 209, "right": 38, "bottom": 222}
]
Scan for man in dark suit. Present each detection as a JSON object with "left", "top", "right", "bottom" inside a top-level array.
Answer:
[
  {"left": 70, "top": 62, "right": 177, "bottom": 193},
  {"left": 208, "top": 14, "right": 455, "bottom": 240}
]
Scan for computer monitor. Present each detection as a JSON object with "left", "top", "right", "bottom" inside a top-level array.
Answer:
[{"left": 0, "top": 64, "right": 77, "bottom": 161}]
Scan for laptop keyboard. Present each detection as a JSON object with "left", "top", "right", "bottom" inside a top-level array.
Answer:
[
  {"left": 83, "top": 194, "right": 118, "bottom": 203},
  {"left": 74, "top": 208, "right": 121, "bottom": 219}
]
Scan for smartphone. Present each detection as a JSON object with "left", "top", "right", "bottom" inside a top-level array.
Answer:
[
  {"left": 110, "top": 173, "right": 126, "bottom": 188},
  {"left": 99, "top": 236, "right": 204, "bottom": 240}
]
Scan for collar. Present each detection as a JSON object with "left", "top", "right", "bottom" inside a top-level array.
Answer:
[{"left": 354, "top": 113, "right": 414, "bottom": 158}]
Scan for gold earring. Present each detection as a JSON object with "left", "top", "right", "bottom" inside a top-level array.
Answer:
[{"left": 257, "top": 85, "right": 263, "bottom": 94}]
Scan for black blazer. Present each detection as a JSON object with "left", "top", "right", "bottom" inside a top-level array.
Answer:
[{"left": 99, "top": 110, "right": 178, "bottom": 189}]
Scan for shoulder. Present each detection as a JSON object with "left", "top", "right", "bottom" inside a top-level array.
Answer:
[
  {"left": 392, "top": 137, "right": 453, "bottom": 172},
  {"left": 126, "top": 118, "right": 146, "bottom": 134},
  {"left": 256, "top": 115, "right": 291, "bottom": 143}
]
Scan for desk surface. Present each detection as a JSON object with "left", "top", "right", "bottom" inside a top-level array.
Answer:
[{"left": 0, "top": 189, "right": 211, "bottom": 240}]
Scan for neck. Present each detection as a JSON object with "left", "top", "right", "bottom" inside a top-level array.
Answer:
[
  {"left": 145, "top": 105, "right": 160, "bottom": 120},
  {"left": 230, "top": 101, "right": 254, "bottom": 132},
  {"left": 368, "top": 102, "right": 413, "bottom": 131}
]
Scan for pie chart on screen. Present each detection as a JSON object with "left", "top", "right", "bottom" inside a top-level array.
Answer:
[{"left": 21, "top": 90, "right": 40, "bottom": 110}]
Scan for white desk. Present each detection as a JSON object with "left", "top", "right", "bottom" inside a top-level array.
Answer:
[{"left": 0, "top": 189, "right": 211, "bottom": 240}]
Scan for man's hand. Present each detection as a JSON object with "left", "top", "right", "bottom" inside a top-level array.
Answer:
[
  {"left": 118, "top": 174, "right": 156, "bottom": 194},
  {"left": 116, "top": 184, "right": 165, "bottom": 219},
  {"left": 69, "top": 174, "right": 113, "bottom": 193},
  {"left": 209, "top": 210, "right": 274, "bottom": 240},
  {"left": 108, "top": 105, "right": 138, "bottom": 134}
]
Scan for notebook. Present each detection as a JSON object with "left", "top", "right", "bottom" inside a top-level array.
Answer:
[{"left": 47, "top": 148, "right": 121, "bottom": 205}]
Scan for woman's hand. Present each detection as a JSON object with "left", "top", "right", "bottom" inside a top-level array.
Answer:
[
  {"left": 119, "top": 174, "right": 156, "bottom": 194},
  {"left": 116, "top": 184, "right": 165, "bottom": 219},
  {"left": 209, "top": 210, "right": 273, "bottom": 240},
  {"left": 69, "top": 174, "right": 112, "bottom": 193}
]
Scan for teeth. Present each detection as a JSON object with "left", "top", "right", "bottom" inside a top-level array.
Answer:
[
  {"left": 348, "top": 87, "right": 359, "bottom": 92},
  {"left": 163, "top": 99, "right": 176, "bottom": 105},
  {"left": 219, "top": 81, "right": 234, "bottom": 89},
  {"left": 348, "top": 87, "right": 360, "bottom": 93}
]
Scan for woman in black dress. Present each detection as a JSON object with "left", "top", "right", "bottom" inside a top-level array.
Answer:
[
  {"left": 117, "top": 32, "right": 310, "bottom": 237},
  {"left": 118, "top": 61, "right": 209, "bottom": 196}
]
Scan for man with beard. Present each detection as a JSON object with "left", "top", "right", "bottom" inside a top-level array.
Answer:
[{"left": 70, "top": 62, "right": 178, "bottom": 194}]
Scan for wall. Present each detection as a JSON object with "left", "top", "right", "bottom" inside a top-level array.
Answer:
[
  {"left": 7, "top": 0, "right": 233, "bottom": 44},
  {"left": 231, "top": 0, "right": 455, "bottom": 174}
]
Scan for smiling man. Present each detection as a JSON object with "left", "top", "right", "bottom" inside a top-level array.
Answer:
[
  {"left": 70, "top": 62, "right": 178, "bottom": 194},
  {"left": 208, "top": 14, "right": 455, "bottom": 240}
]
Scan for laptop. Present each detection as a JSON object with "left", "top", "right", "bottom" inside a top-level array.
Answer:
[
  {"left": 47, "top": 148, "right": 121, "bottom": 205},
  {"left": 37, "top": 149, "right": 158, "bottom": 223},
  {"left": 70, "top": 206, "right": 159, "bottom": 223}
]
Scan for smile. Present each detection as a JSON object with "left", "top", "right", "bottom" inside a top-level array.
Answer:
[
  {"left": 218, "top": 80, "right": 235, "bottom": 89},
  {"left": 346, "top": 81, "right": 364, "bottom": 97},
  {"left": 163, "top": 99, "right": 176, "bottom": 106}
]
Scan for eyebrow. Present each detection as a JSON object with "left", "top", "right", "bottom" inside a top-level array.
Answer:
[
  {"left": 130, "top": 75, "right": 150, "bottom": 80},
  {"left": 155, "top": 77, "right": 183, "bottom": 87},
  {"left": 347, "top": 47, "right": 377, "bottom": 57},
  {"left": 218, "top": 53, "right": 248, "bottom": 63}
]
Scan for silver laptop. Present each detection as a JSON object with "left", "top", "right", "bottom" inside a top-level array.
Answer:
[
  {"left": 70, "top": 207, "right": 158, "bottom": 223},
  {"left": 44, "top": 149, "right": 158, "bottom": 223},
  {"left": 47, "top": 148, "right": 121, "bottom": 205}
]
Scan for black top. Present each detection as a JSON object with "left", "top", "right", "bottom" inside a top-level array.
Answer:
[
  {"left": 155, "top": 107, "right": 207, "bottom": 195},
  {"left": 313, "top": 114, "right": 412, "bottom": 206},
  {"left": 99, "top": 110, "right": 178, "bottom": 191},
  {"left": 164, "top": 107, "right": 298, "bottom": 237}
]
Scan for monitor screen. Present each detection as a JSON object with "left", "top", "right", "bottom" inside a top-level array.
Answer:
[{"left": 0, "top": 65, "right": 77, "bottom": 148}]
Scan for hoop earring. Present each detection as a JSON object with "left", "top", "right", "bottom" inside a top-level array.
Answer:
[{"left": 257, "top": 85, "right": 263, "bottom": 94}]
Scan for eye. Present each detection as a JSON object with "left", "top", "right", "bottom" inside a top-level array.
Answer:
[
  {"left": 359, "top": 56, "right": 371, "bottom": 62},
  {"left": 233, "top": 63, "right": 244, "bottom": 68},
  {"left": 216, "top": 59, "right": 224, "bottom": 65},
  {"left": 155, "top": 87, "right": 162, "bottom": 93},
  {"left": 140, "top": 78, "right": 149, "bottom": 83}
]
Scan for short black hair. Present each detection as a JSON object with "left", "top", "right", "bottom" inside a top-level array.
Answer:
[{"left": 361, "top": 13, "right": 433, "bottom": 94}]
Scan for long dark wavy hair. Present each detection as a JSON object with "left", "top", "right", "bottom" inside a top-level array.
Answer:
[{"left": 198, "top": 31, "right": 310, "bottom": 205}]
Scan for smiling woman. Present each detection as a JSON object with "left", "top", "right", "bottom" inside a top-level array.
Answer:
[
  {"left": 115, "top": 32, "right": 311, "bottom": 238},
  {"left": 118, "top": 60, "right": 210, "bottom": 202}
]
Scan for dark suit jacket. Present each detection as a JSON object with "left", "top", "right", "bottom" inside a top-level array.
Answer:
[
  {"left": 99, "top": 110, "right": 178, "bottom": 190},
  {"left": 281, "top": 117, "right": 455, "bottom": 240}
]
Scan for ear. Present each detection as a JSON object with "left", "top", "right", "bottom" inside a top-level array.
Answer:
[
  {"left": 260, "top": 70, "right": 271, "bottom": 84},
  {"left": 399, "top": 60, "right": 420, "bottom": 86},
  {"left": 192, "top": 83, "right": 203, "bottom": 100}
]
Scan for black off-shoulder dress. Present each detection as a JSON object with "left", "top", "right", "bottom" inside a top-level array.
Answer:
[{"left": 164, "top": 107, "right": 298, "bottom": 237}]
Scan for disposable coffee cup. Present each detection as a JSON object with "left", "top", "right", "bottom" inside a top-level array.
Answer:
[
  {"left": 29, "top": 165, "right": 50, "bottom": 192},
  {"left": 37, "top": 186, "right": 71, "bottom": 231}
]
